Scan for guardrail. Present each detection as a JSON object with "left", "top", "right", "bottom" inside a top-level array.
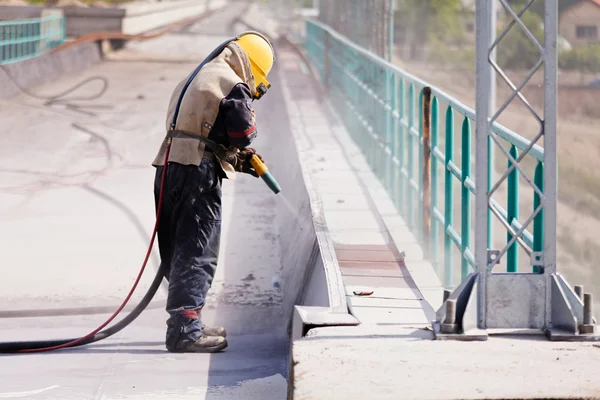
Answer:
[
  {"left": 0, "top": 13, "right": 65, "bottom": 65},
  {"left": 305, "top": 19, "right": 546, "bottom": 289}
]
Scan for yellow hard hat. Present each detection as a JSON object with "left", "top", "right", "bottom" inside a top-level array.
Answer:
[{"left": 235, "top": 32, "right": 275, "bottom": 100}]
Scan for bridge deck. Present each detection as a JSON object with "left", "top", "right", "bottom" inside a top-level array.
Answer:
[{"left": 2, "top": 2, "right": 600, "bottom": 399}]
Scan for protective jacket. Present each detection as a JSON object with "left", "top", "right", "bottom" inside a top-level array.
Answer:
[{"left": 152, "top": 42, "right": 258, "bottom": 180}]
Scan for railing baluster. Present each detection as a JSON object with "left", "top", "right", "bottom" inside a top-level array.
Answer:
[
  {"left": 444, "top": 106, "right": 455, "bottom": 288},
  {"left": 507, "top": 145, "right": 519, "bottom": 272},
  {"left": 385, "top": 72, "right": 396, "bottom": 195},
  {"left": 431, "top": 97, "right": 440, "bottom": 275},
  {"left": 391, "top": 74, "right": 399, "bottom": 207},
  {"left": 398, "top": 79, "right": 406, "bottom": 217},
  {"left": 461, "top": 118, "right": 472, "bottom": 281},
  {"left": 418, "top": 89, "right": 425, "bottom": 241},
  {"left": 533, "top": 162, "right": 544, "bottom": 273},
  {"left": 407, "top": 84, "right": 415, "bottom": 230}
]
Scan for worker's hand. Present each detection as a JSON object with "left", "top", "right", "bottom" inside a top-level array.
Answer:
[{"left": 233, "top": 148, "right": 264, "bottom": 178}]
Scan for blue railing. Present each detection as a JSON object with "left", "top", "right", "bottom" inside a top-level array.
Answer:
[
  {"left": 0, "top": 14, "right": 66, "bottom": 65},
  {"left": 305, "top": 19, "right": 546, "bottom": 289}
]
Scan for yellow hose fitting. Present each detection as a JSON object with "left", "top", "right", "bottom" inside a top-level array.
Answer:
[
  {"left": 249, "top": 154, "right": 268, "bottom": 176},
  {"left": 249, "top": 154, "right": 281, "bottom": 194}
]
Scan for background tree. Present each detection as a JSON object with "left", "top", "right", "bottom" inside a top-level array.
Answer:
[
  {"left": 394, "top": 0, "right": 464, "bottom": 60},
  {"left": 559, "top": 44, "right": 600, "bottom": 82},
  {"left": 496, "top": 9, "right": 545, "bottom": 70}
]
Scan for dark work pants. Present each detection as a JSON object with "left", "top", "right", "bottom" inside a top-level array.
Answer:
[{"left": 153, "top": 158, "right": 222, "bottom": 351}]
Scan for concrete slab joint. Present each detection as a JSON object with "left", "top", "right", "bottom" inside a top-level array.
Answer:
[{"left": 292, "top": 306, "right": 359, "bottom": 342}]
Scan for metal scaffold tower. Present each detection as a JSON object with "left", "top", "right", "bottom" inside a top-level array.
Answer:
[{"left": 432, "top": 0, "right": 600, "bottom": 341}]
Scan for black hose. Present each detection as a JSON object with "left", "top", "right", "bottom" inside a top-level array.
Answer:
[
  {"left": 0, "top": 64, "right": 168, "bottom": 353},
  {"left": 0, "top": 264, "right": 166, "bottom": 352}
]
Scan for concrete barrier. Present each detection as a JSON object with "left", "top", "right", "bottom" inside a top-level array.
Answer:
[
  {"left": 0, "top": 5, "right": 43, "bottom": 20},
  {"left": 0, "top": 0, "right": 225, "bottom": 37},
  {"left": 0, "top": 1, "right": 227, "bottom": 100},
  {"left": 236, "top": 5, "right": 359, "bottom": 339},
  {"left": 120, "top": 0, "right": 226, "bottom": 35},
  {"left": 0, "top": 40, "right": 102, "bottom": 100}
]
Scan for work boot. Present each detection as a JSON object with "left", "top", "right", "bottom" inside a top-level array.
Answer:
[
  {"left": 202, "top": 325, "right": 227, "bottom": 338},
  {"left": 171, "top": 335, "right": 228, "bottom": 353}
]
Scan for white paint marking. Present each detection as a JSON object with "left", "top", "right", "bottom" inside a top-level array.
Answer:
[{"left": 0, "top": 385, "right": 60, "bottom": 398}]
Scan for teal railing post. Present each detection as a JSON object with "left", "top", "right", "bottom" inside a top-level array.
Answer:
[
  {"left": 533, "top": 162, "right": 544, "bottom": 273},
  {"left": 398, "top": 79, "right": 406, "bottom": 217},
  {"left": 461, "top": 118, "right": 472, "bottom": 280},
  {"left": 17, "top": 22, "right": 22, "bottom": 60},
  {"left": 392, "top": 74, "right": 400, "bottom": 207},
  {"left": 507, "top": 145, "right": 519, "bottom": 272},
  {"left": 488, "top": 126, "right": 494, "bottom": 252},
  {"left": 444, "top": 106, "right": 455, "bottom": 288},
  {"left": 365, "top": 63, "right": 378, "bottom": 169},
  {"left": 407, "top": 84, "right": 415, "bottom": 229},
  {"left": 378, "top": 67, "right": 386, "bottom": 179},
  {"left": 61, "top": 15, "right": 66, "bottom": 45},
  {"left": 418, "top": 89, "right": 425, "bottom": 241},
  {"left": 386, "top": 72, "right": 397, "bottom": 196},
  {"left": 430, "top": 97, "right": 440, "bottom": 273}
]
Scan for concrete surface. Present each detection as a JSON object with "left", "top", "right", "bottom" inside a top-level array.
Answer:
[
  {"left": 0, "top": 4, "right": 331, "bottom": 399},
  {"left": 4, "top": 1, "right": 598, "bottom": 398},
  {"left": 241, "top": 4, "right": 600, "bottom": 399}
]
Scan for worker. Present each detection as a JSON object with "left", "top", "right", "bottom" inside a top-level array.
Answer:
[{"left": 151, "top": 32, "right": 275, "bottom": 353}]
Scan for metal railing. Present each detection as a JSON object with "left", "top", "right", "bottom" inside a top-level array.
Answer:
[
  {"left": 0, "top": 14, "right": 65, "bottom": 65},
  {"left": 305, "top": 19, "right": 546, "bottom": 289}
]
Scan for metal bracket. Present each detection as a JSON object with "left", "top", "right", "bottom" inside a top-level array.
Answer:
[
  {"left": 487, "top": 249, "right": 500, "bottom": 266},
  {"left": 432, "top": 272, "right": 600, "bottom": 341},
  {"left": 432, "top": 273, "right": 488, "bottom": 341},
  {"left": 530, "top": 251, "right": 544, "bottom": 267},
  {"left": 546, "top": 274, "right": 600, "bottom": 341}
]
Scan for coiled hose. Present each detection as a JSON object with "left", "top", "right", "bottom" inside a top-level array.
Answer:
[
  {"left": 0, "top": 140, "right": 171, "bottom": 353},
  {"left": 0, "top": 62, "right": 170, "bottom": 354}
]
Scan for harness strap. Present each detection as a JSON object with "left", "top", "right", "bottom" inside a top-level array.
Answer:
[
  {"left": 166, "top": 129, "right": 238, "bottom": 164},
  {"left": 167, "top": 129, "right": 220, "bottom": 153}
]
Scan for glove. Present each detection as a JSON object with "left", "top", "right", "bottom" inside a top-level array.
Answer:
[{"left": 229, "top": 148, "right": 264, "bottom": 178}]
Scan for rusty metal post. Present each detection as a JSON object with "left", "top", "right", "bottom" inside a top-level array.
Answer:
[{"left": 422, "top": 86, "right": 432, "bottom": 253}]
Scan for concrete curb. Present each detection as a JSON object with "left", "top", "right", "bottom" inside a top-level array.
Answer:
[
  {"left": 236, "top": 6, "right": 357, "bottom": 323},
  {"left": 237, "top": 12, "right": 362, "bottom": 399}
]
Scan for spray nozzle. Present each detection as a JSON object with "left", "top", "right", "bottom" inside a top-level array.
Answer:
[{"left": 249, "top": 154, "right": 281, "bottom": 194}]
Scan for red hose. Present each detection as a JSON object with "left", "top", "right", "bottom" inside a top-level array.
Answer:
[{"left": 15, "top": 139, "right": 172, "bottom": 353}]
